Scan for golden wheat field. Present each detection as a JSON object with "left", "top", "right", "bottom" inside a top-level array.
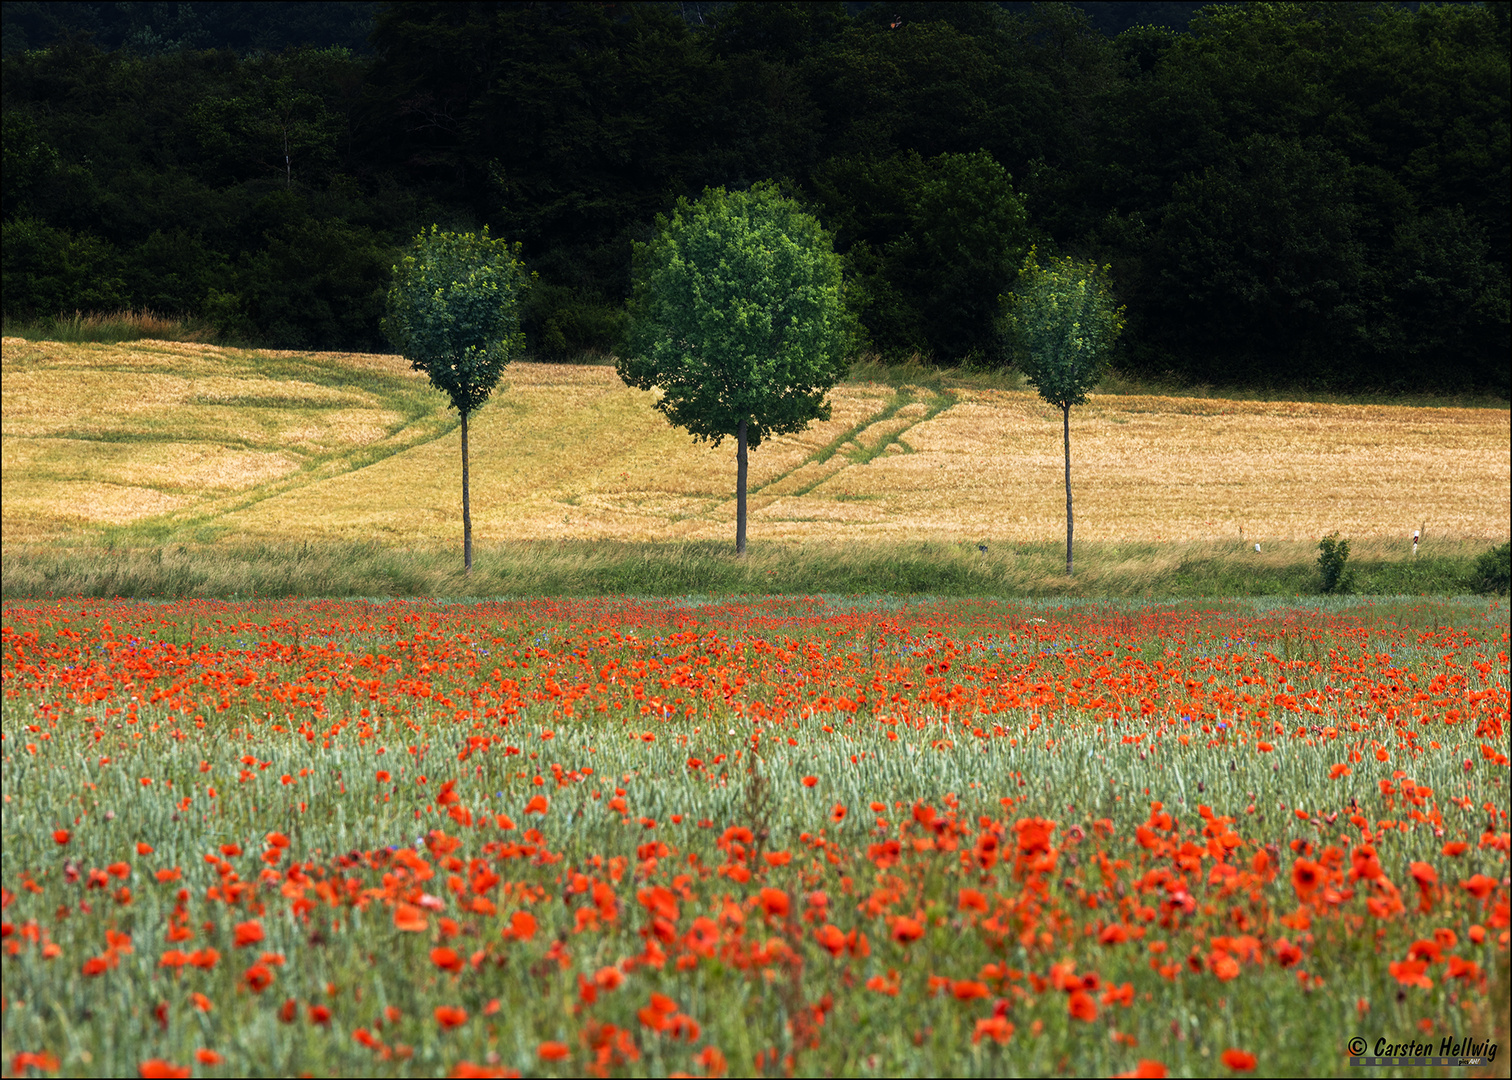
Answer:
[{"left": 2, "top": 336, "right": 1507, "bottom": 546}]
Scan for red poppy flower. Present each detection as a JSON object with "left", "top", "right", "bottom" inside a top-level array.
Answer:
[
  {"left": 1014, "top": 818, "right": 1055, "bottom": 856},
  {"left": 11, "top": 1052, "right": 61, "bottom": 1073},
  {"left": 1291, "top": 859, "right": 1323, "bottom": 898},
  {"left": 1388, "top": 959, "right": 1432, "bottom": 989},
  {"left": 973, "top": 1016, "right": 1014, "bottom": 1045},
  {"left": 1221, "top": 1049, "right": 1257, "bottom": 1071},
  {"left": 759, "top": 888, "right": 790, "bottom": 919},
  {"left": 959, "top": 888, "right": 989, "bottom": 913},
  {"left": 505, "top": 911, "right": 537, "bottom": 941},
  {"left": 1114, "top": 1062, "right": 1168, "bottom": 1078},
  {"left": 891, "top": 916, "right": 924, "bottom": 944},
  {"left": 1068, "top": 990, "right": 1098, "bottom": 1022},
  {"left": 138, "top": 1061, "right": 190, "bottom": 1079},
  {"left": 801, "top": 775, "right": 817, "bottom": 788},
  {"left": 431, "top": 946, "right": 464, "bottom": 973},
  {"left": 1273, "top": 939, "right": 1303, "bottom": 967},
  {"left": 434, "top": 1006, "right": 468, "bottom": 1030},
  {"left": 952, "top": 980, "right": 990, "bottom": 1001},
  {"left": 232, "top": 921, "right": 264, "bottom": 949},
  {"left": 1460, "top": 874, "right": 1495, "bottom": 900},
  {"left": 538, "top": 1042, "right": 569, "bottom": 1061},
  {"left": 815, "top": 924, "right": 845, "bottom": 956},
  {"left": 394, "top": 904, "right": 428, "bottom": 932}
]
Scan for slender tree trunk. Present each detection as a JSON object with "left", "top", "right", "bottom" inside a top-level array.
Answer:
[
  {"left": 1063, "top": 402, "right": 1073, "bottom": 576},
  {"left": 460, "top": 408, "right": 472, "bottom": 575},
  {"left": 736, "top": 417, "right": 749, "bottom": 557}
]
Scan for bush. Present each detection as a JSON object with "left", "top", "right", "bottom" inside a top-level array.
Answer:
[
  {"left": 1469, "top": 542, "right": 1510, "bottom": 596},
  {"left": 527, "top": 285, "right": 628, "bottom": 360},
  {"left": 1317, "top": 531, "right": 1356, "bottom": 594},
  {"left": 1, "top": 217, "right": 128, "bottom": 316}
]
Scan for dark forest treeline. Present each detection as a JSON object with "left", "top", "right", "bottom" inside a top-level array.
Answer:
[{"left": 2, "top": 1, "right": 1507, "bottom": 394}]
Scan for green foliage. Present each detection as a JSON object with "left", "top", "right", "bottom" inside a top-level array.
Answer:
[
  {"left": 1100, "top": 1, "right": 1509, "bottom": 394},
  {"left": 383, "top": 225, "right": 529, "bottom": 415},
  {"left": 0, "top": 218, "right": 128, "bottom": 315},
  {"left": 0, "top": 2, "right": 1504, "bottom": 391},
  {"left": 811, "top": 149, "right": 1027, "bottom": 365},
  {"left": 123, "top": 229, "right": 231, "bottom": 318},
  {"left": 244, "top": 216, "right": 392, "bottom": 352},
  {"left": 1004, "top": 249, "right": 1125, "bottom": 409},
  {"left": 524, "top": 282, "right": 628, "bottom": 361},
  {"left": 618, "top": 182, "right": 852, "bottom": 450},
  {"left": 1317, "top": 532, "right": 1356, "bottom": 595},
  {"left": 187, "top": 70, "right": 341, "bottom": 187},
  {"left": 0, "top": 111, "right": 60, "bottom": 219},
  {"left": 0, "top": 2, "right": 378, "bottom": 58},
  {"left": 1153, "top": 134, "right": 1365, "bottom": 385},
  {"left": 1469, "top": 542, "right": 1511, "bottom": 596}
]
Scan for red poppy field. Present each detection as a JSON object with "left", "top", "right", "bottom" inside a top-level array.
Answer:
[{"left": 1, "top": 597, "right": 1508, "bottom": 1078}]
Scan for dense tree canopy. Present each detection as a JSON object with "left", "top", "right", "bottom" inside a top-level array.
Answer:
[
  {"left": 619, "top": 183, "right": 851, "bottom": 554},
  {"left": 2, "top": 1, "right": 1506, "bottom": 395}
]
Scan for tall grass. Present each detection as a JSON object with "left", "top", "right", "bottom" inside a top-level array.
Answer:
[
  {"left": 1, "top": 308, "right": 219, "bottom": 345},
  {"left": 1, "top": 538, "right": 1492, "bottom": 600}
]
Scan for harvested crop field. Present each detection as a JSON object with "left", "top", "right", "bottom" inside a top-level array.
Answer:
[{"left": 2, "top": 338, "right": 1507, "bottom": 546}]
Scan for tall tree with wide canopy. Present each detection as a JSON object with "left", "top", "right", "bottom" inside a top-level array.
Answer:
[{"left": 618, "top": 182, "right": 852, "bottom": 555}]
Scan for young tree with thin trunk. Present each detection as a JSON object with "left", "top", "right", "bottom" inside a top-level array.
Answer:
[
  {"left": 1004, "top": 249, "right": 1124, "bottom": 575},
  {"left": 619, "top": 182, "right": 852, "bottom": 556},
  {"left": 383, "top": 226, "right": 528, "bottom": 574}
]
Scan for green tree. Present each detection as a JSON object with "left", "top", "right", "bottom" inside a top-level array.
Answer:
[
  {"left": 1004, "top": 250, "right": 1125, "bottom": 576},
  {"left": 810, "top": 149, "right": 1027, "bottom": 364},
  {"left": 618, "top": 182, "right": 852, "bottom": 555},
  {"left": 383, "top": 225, "right": 528, "bottom": 573}
]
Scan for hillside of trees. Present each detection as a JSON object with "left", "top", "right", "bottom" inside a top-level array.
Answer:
[{"left": 3, "top": 1, "right": 1507, "bottom": 395}]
